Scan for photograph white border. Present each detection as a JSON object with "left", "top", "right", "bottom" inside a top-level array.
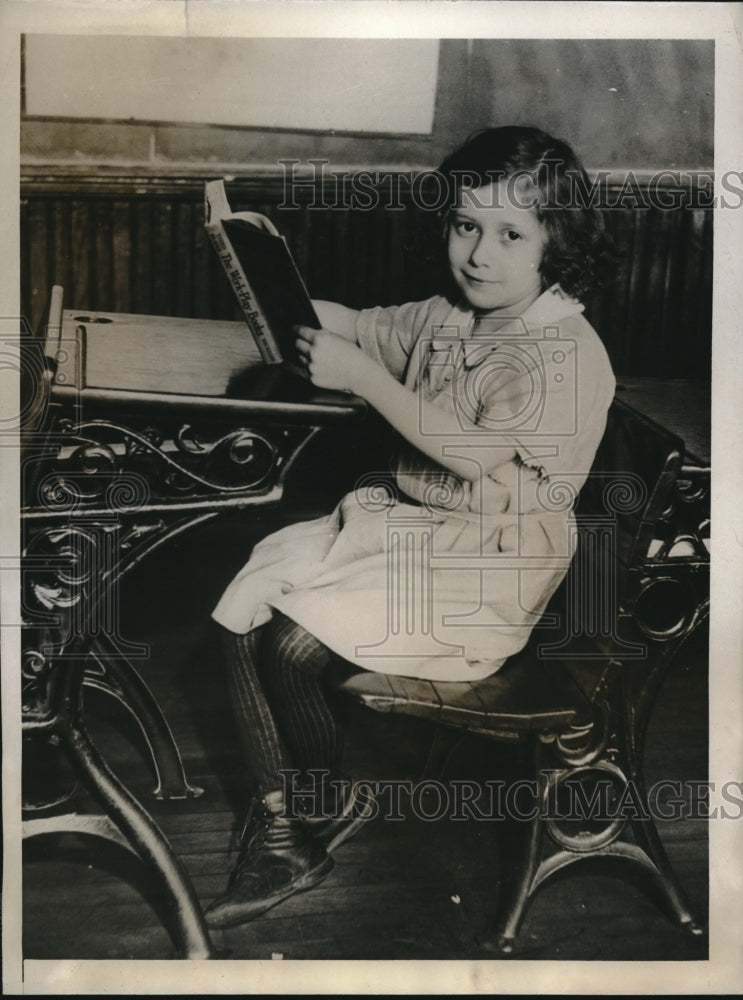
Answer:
[{"left": 2, "top": 1, "right": 741, "bottom": 995}]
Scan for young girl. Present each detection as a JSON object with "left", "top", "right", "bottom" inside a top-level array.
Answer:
[{"left": 206, "top": 126, "right": 616, "bottom": 929}]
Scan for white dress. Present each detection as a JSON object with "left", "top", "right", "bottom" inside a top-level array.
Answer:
[{"left": 212, "top": 286, "right": 615, "bottom": 681}]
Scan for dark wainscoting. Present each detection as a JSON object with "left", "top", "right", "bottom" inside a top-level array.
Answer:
[{"left": 20, "top": 169, "right": 712, "bottom": 379}]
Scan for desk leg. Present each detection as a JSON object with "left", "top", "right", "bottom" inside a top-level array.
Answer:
[
  {"left": 86, "top": 635, "right": 204, "bottom": 801},
  {"left": 59, "top": 659, "right": 215, "bottom": 959}
]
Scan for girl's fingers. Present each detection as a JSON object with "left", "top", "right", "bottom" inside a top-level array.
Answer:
[
  {"left": 295, "top": 338, "right": 312, "bottom": 360},
  {"left": 295, "top": 324, "right": 317, "bottom": 344},
  {"left": 295, "top": 326, "right": 320, "bottom": 370}
]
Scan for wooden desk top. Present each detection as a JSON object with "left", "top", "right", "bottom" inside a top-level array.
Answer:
[
  {"left": 47, "top": 308, "right": 366, "bottom": 424},
  {"left": 41, "top": 299, "right": 710, "bottom": 461},
  {"left": 615, "top": 377, "right": 710, "bottom": 466}
]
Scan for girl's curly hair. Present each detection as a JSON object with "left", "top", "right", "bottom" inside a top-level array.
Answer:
[{"left": 437, "top": 126, "right": 617, "bottom": 301}]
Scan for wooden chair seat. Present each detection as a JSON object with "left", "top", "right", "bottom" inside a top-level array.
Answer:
[{"left": 340, "top": 648, "right": 593, "bottom": 740}]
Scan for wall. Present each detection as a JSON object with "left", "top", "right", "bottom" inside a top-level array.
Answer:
[
  {"left": 20, "top": 173, "right": 713, "bottom": 380},
  {"left": 21, "top": 39, "right": 713, "bottom": 170},
  {"left": 20, "top": 38, "right": 714, "bottom": 380}
]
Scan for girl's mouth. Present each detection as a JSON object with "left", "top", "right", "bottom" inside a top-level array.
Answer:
[{"left": 464, "top": 273, "right": 500, "bottom": 286}]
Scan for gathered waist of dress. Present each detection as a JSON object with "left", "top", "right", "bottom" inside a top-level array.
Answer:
[{"left": 344, "top": 482, "right": 573, "bottom": 527}]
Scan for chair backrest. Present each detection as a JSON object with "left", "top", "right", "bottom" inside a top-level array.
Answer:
[
  {"left": 534, "top": 396, "right": 687, "bottom": 681},
  {"left": 575, "top": 397, "right": 685, "bottom": 597}
]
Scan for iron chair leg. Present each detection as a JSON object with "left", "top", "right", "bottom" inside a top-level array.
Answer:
[{"left": 494, "top": 736, "right": 546, "bottom": 953}]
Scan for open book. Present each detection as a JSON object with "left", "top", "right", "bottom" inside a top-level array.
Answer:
[{"left": 204, "top": 179, "right": 320, "bottom": 371}]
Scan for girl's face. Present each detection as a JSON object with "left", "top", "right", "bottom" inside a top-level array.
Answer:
[{"left": 447, "top": 179, "right": 548, "bottom": 318}]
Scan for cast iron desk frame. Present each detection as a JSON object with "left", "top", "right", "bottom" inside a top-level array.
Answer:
[{"left": 20, "top": 314, "right": 366, "bottom": 959}]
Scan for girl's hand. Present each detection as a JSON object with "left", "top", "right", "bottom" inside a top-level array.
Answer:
[{"left": 295, "top": 325, "right": 371, "bottom": 393}]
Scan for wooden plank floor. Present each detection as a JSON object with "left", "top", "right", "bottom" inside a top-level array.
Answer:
[{"left": 22, "top": 514, "right": 709, "bottom": 962}]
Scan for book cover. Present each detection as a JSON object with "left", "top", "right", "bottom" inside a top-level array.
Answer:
[{"left": 204, "top": 179, "right": 319, "bottom": 371}]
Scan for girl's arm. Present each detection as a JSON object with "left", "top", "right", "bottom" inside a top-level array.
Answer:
[
  {"left": 296, "top": 326, "right": 516, "bottom": 482},
  {"left": 311, "top": 300, "right": 360, "bottom": 342}
]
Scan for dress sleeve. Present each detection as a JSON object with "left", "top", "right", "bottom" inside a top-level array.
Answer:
[
  {"left": 354, "top": 297, "right": 445, "bottom": 381},
  {"left": 474, "top": 320, "right": 615, "bottom": 485}
]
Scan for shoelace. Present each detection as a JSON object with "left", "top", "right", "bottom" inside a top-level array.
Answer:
[{"left": 231, "top": 798, "right": 273, "bottom": 866}]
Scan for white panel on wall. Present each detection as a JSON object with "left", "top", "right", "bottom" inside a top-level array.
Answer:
[{"left": 24, "top": 35, "right": 440, "bottom": 135}]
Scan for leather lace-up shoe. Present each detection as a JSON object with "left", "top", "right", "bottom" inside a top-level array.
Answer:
[
  {"left": 205, "top": 791, "right": 334, "bottom": 929},
  {"left": 301, "top": 781, "right": 376, "bottom": 852}
]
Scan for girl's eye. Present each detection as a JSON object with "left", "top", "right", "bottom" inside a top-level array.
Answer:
[
  {"left": 505, "top": 230, "right": 521, "bottom": 242},
  {"left": 455, "top": 220, "right": 478, "bottom": 236}
]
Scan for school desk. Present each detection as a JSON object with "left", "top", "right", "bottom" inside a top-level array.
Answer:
[
  {"left": 19, "top": 290, "right": 366, "bottom": 958},
  {"left": 18, "top": 290, "right": 710, "bottom": 957}
]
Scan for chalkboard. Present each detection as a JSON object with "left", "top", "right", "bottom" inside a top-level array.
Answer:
[{"left": 23, "top": 35, "right": 440, "bottom": 136}]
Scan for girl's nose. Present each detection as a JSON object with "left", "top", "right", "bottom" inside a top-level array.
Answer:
[{"left": 468, "top": 234, "right": 496, "bottom": 268}]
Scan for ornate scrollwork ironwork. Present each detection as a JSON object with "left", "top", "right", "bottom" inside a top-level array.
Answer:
[
  {"left": 37, "top": 472, "right": 84, "bottom": 512},
  {"left": 22, "top": 526, "right": 99, "bottom": 621},
  {"left": 37, "top": 470, "right": 152, "bottom": 512},
  {"left": 27, "top": 417, "right": 284, "bottom": 512},
  {"left": 676, "top": 468, "right": 709, "bottom": 505},
  {"left": 632, "top": 574, "right": 700, "bottom": 640},
  {"left": 650, "top": 465, "right": 710, "bottom": 564},
  {"left": 69, "top": 441, "right": 118, "bottom": 475},
  {"left": 21, "top": 646, "right": 56, "bottom": 725},
  {"left": 541, "top": 710, "right": 609, "bottom": 768},
  {"left": 543, "top": 760, "right": 630, "bottom": 853},
  {"left": 538, "top": 668, "right": 614, "bottom": 769}
]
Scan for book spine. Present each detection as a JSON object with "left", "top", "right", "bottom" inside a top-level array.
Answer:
[{"left": 205, "top": 223, "right": 282, "bottom": 364}]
